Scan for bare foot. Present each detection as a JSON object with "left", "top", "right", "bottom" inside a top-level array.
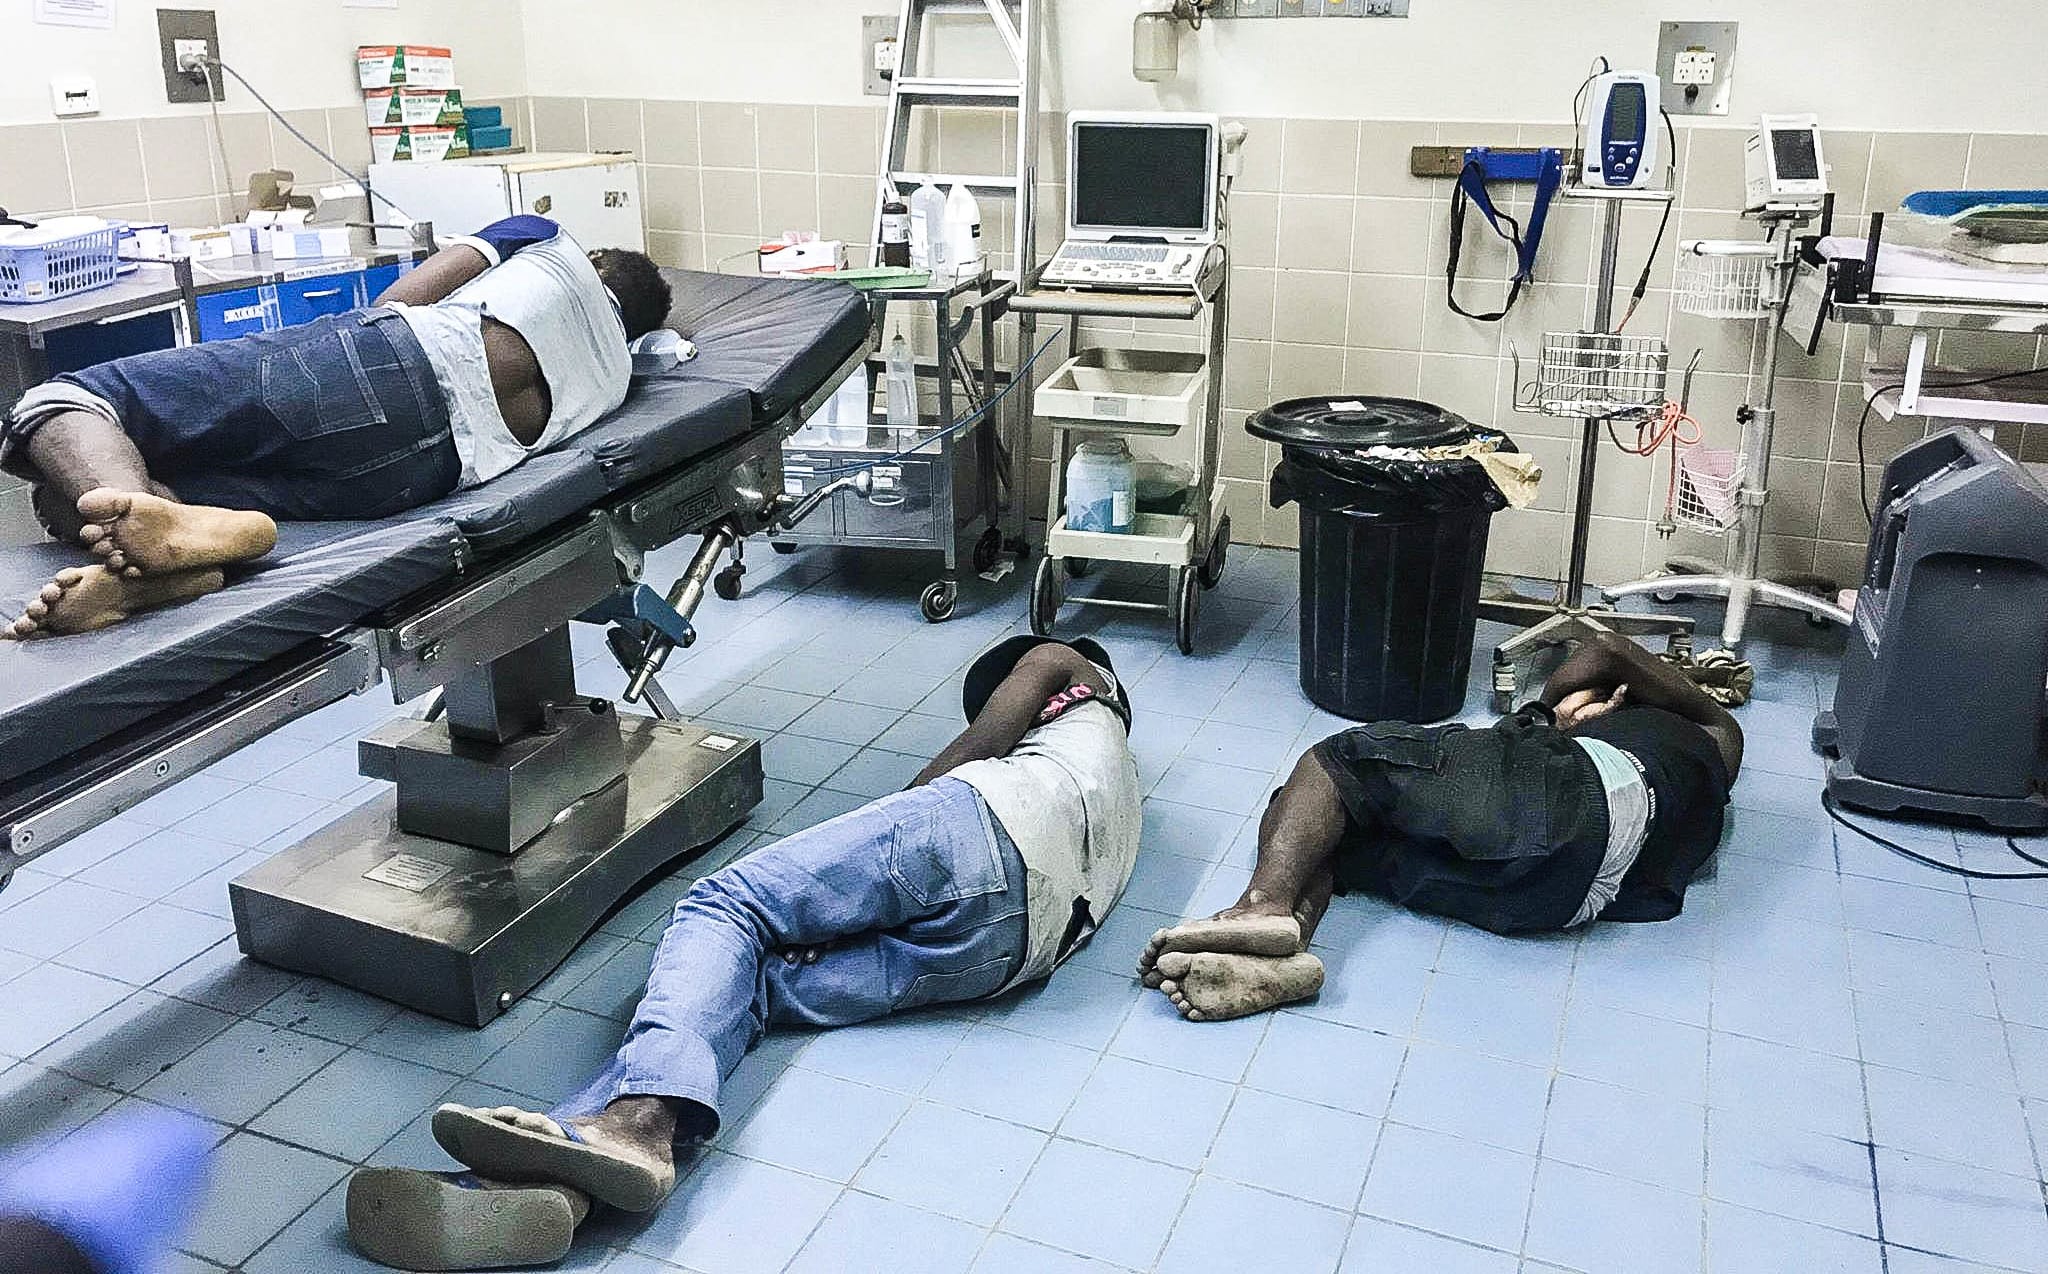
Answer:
[
  {"left": 1137, "top": 896, "right": 1304, "bottom": 986},
  {"left": 75, "top": 488, "right": 276, "bottom": 575},
  {"left": 6, "top": 564, "right": 225, "bottom": 637},
  {"left": 1155, "top": 950, "right": 1325, "bottom": 1022}
]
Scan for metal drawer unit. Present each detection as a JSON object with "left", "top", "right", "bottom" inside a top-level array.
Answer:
[{"left": 770, "top": 272, "right": 1017, "bottom": 622}]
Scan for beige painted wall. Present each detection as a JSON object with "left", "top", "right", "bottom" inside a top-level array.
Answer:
[
  {"left": 1, "top": 0, "right": 526, "bottom": 125},
  {"left": 518, "top": 1, "right": 2048, "bottom": 130}
]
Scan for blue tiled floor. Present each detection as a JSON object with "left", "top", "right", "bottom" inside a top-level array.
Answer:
[{"left": 5, "top": 544, "right": 2048, "bottom": 1273}]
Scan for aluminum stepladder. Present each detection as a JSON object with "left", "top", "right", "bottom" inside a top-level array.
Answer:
[{"left": 869, "top": 0, "right": 1042, "bottom": 564}]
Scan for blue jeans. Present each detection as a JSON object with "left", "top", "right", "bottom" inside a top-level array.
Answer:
[
  {"left": 50, "top": 307, "right": 459, "bottom": 520},
  {"left": 551, "top": 777, "right": 1029, "bottom": 1139}
]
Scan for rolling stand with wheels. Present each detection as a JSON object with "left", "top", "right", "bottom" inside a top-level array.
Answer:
[
  {"left": 1485, "top": 182, "right": 1695, "bottom": 710},
  {"left": 769, "top": 272, "right": 1014, "bottom": 623},
  {"left": 1013, "top": 258, "right": 1231, "bottom": 655}
]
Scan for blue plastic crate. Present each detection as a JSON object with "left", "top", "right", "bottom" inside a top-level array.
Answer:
[{"left": 0, "top": 224, "right": 120, "bottom": 304}]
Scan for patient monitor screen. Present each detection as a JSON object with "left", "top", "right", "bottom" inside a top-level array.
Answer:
[
  {"left": 1771, "top": 128, "right": 1822, "bottom": 181},
  {"left": 1072, "top": 122, "right": 1213, "bottom": 235}
]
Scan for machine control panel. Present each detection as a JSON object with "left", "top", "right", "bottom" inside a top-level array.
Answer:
[{"left": 1040, "top": 241, "right": 1210, "bottom": 291}]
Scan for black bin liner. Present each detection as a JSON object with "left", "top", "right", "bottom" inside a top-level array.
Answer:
[{"left": 1248, "top": 396, "right": 1516, "bottom": 723}]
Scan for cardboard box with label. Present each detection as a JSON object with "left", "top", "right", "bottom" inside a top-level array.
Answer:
[
  {"left": 365, "top": 86, "right": 465, "bottom": 129},
  {"left": 370, "top": 124, "right": 472, "bottom": 164},
  {"left": 356, "top": 45, "right": 456, "bottom": 90}
]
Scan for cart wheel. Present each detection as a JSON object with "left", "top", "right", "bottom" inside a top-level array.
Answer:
[
  {"left": 1174, "top": 567, "right": 1200, "bottom": 655},
  {"left": 1064, "top": 557, "right": 1093, "bottom": 579},
  {"left": 972, "top": 526, "right": 1003, "bottom": 574},
  {"left": 920, "top": 580, "right": 958, "bottom": 623},
  {"left": 771, "top": 542, "right": 799, "bottom": 555},
  {"left": 1652, "top": 590, "right": 1687, "bottom": 604},
  {"left": 1030, "top": 556, "right": 1060, "bottom": 636},
  {"left": 1200, "top": 516, "right": 1231, "bottom": 590},
  {"left": 713, "top": 565, "right": 745, "bottom": 601}
]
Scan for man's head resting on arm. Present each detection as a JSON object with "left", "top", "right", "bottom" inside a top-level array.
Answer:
[{"left": 588, "top": 249, "right": 673, "bottom": 341}]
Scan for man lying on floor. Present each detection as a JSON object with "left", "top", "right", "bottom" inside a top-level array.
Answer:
[
  {"left": 1139, "top": 630, "right": 1742, "bottom": 1021},
  {"left": 344, "top": 636, "right": 1140, "bottom": 1271},
  {"left": 1, "top": 214, "right": 669, "bottom": 636}
]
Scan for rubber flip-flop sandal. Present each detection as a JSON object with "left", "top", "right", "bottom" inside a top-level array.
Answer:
[
  {"left": 431, "top": 1105, "right": 675, "bottom": 1213},
  {"left": 345, "top": 1168, "right": 582, "bottom": 1271}
]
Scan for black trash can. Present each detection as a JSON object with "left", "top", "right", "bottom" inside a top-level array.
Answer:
[{"left": 1248, "top": 396, "right": 1515, "bottom": 724}]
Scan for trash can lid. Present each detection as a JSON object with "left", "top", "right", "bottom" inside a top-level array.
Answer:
[{"left": 1247, "top": 396, "right": 1473, "bottom": 450}]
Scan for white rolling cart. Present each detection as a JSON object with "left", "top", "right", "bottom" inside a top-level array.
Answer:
[{"left": 1015, "top": 262, "right": 1231, "bottom": 654}]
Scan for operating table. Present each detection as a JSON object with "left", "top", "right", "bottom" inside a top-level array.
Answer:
[{"left": 0, "top": 268, "right": 874, "bottom": 1025}]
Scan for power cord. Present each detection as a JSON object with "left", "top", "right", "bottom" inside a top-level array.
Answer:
[
  {"left": 1856, "top": 364, "right": 2047, "bottom": 525},
  {"left": 1825, "top": 791, "right": 2048, "bottom": 880},
  {"left": 1614, "top": 108, "right": 1679, "bottom": 333},
  {"left": 197, "top": 58, "right": 415, "bottom": 223}
]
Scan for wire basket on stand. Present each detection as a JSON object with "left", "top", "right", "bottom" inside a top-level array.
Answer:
[
  {"left": 1674, "top": 445, "right": 1744, "bottom": 534},
  {"left": 1516, "top": 331, "right": 1670, "bottom": 421},
  {"left": 1674, "top": 240, "right": 1775, "bottom": 320}
]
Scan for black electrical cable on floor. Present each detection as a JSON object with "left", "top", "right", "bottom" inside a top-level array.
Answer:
[
  {"left": 1857, "top": 365, "right": 2048, "bottom": 525},
  {"left": 1824, "top": 791, "right": 2048, "bottom": 881}
]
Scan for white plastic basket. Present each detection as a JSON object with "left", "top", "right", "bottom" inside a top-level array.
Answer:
[
  {"left": 1535, "top": 331, "right": 1669, "bottom": 422},
  {"left": 1674, "top": 243, "right": 1773, "bottom": 319},
  {"left": 0, "top": 223, "right": 119, "bottom": 304},
  {"left": 1675, "top": 445, "right": 1744, "bottom": 534}
]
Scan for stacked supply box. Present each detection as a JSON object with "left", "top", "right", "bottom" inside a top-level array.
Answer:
[{"left": 356, "top": 45, "right": 473, "bottom": 163}]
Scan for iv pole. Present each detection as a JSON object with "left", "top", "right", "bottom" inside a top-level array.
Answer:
[
  {"left": 1602, "top": 204, "right": 1853, "bottom": 642},
  {"left": 1476, "top": 184, "right": 1696, "bottom": 712}
]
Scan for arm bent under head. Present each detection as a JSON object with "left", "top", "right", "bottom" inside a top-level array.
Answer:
[
  {"left": 911, "top": 644, "right": 1114, "bottom": 786},
  {"left": 1541, "top": 631, "right": 1743, "bottom": 779}
]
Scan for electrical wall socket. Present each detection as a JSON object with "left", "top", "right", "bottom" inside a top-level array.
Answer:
[
  {"left": 1658, "top": 20, "right": 1737, "bottom": 116},
  {"left": 862, "top": 14, "right": 900, "bottom": 97},
  {"left": 156, "top": 9, "right": 222, "bottom": 104}
]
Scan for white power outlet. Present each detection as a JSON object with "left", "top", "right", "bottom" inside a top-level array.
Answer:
[
  {"left": 174, "top": 38, "right": 210, "bottom": 76},
  {"left": 1672, "top": 48, "right": 1716, "bottom": 86}
]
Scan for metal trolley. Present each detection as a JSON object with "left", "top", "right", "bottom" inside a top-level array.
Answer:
[
  {"left": 1013, "top": 253, "right": 1231, "bottom": 655},
  {"left": 769, "top": 271, "right": 1015, "bottom": 623}
]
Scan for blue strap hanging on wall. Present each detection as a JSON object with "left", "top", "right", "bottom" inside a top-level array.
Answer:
[{"left": 1446, "top": 146, "right": 1564, "bottom": 322}]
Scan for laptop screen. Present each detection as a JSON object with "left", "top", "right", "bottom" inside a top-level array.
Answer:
[{"left": 1071, "top": 120, "right": 1214, "bottom": 237}]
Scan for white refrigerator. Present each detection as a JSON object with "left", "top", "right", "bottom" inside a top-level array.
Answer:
[{"left": 368, "top": 152, "right": 645, "bottom": 252}]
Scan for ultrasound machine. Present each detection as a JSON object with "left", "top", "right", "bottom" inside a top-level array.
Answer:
[{"left": 1038, "top": 111, "right": 1223, "bottom": 294}]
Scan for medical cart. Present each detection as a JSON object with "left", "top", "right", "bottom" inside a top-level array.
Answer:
[
  {"left": 769, "top": 270, "right": 1015, "bottom": 623},
  {"left": 1014, "top": 250, "right": 1231, "bottom": 655}
]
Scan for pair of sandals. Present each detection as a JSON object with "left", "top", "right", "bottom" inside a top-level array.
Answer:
[{"left": 346, "top": 1105, "right": 674, "bottom": 1271}]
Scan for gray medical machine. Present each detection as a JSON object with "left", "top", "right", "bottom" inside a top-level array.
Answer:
[{"left": 1814, "top": 428, "right": 2048, "bottom": 830}]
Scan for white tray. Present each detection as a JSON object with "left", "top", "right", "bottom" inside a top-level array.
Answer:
[{"left": 1036, "top": 347, "right": 1207, "bottom": 436}]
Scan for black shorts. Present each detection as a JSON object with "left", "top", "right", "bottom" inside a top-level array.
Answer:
[{"left": 1311, "top": 709, "right": 1611, "bottom": 935}]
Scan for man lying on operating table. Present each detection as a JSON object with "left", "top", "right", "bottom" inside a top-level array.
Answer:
[
  {"left": 0, "top": 215, "right": 670, "bottom": 637},
  {"left": 345, "top": 636, "right": 1141, "bottom": 1271},
  {"left": 1140, "top": 631, "right": 1742, "bottom": 1021}
]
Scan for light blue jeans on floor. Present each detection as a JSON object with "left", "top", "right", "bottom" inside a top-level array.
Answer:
[{"left": 551, "top": 777, "right": 1029, "bottom": 1140}]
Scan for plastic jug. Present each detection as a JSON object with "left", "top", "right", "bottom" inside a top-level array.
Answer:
[
  {"left": 885, "top": 333, "right": 918, "bottom": 440},
  {"left": 1065, "top": 438, "right": 1137, "bottom": 534},
  {"left": 944, "top": 183, "right": 983, "bottom": 277},
  {"left": 908, "top": 180, "right": 948, "bottom": 272}
]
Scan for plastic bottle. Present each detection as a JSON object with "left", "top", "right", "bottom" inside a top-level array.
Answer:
[
  {"left": 827, "top": 367, "right": 870, "bottom": 448},
  {"left": 879, "top": 193, "right": 911, "bottom": 268},
  {"left": 885, "top": 333, "right": 918, "bottom": 441},
  {"left": 944, "top": 183, "right": 983, "bottom": 277},
  {"left": 908, "top": 180, "right": 948, "bottom": 272},
  {"left": 1065, "top": 438, "right": 1137, "bottom": 534}
]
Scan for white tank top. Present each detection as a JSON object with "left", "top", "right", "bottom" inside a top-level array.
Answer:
[{"left": 411, "top": 228, "right": 632, "bottom": 485}]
